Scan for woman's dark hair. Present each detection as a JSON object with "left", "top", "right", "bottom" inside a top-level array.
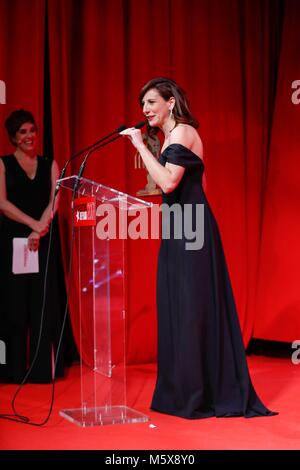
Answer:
[
  {"left": 5, "top": 109, "right": 37, "bottom": 145},
  {"left": 139, "top": 77, "right": 199, "bottom": 135}
]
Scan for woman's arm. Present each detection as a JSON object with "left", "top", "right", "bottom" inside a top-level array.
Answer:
[
  {"left": 27, "top": 160, "right": 60, "bottom": 249},
  {"left": 39, "top": 160, "right": 60, "bottom": 227},
  {"left": 0, "top": 159, "right": 48, "bottom": 234},
  {"left": 121, "top": 128, "right": 185, "bottom": 193}
]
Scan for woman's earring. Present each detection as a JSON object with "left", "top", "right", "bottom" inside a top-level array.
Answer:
[{"left": 169, "top": 107, "right": 173, "bottom": 119}]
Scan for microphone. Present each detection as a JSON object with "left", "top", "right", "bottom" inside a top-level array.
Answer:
[
  {"left": 55, "top": 124, "right": 127, "bottom": 196},
  {"left": 130, "top": 121, "right": 145, "bottom": 130},
  {"left": 74, "top": 121, "right": 146, "bottom": 187},
  {"left": 59, "top": 124, "right": 127, "bottom": 178},
  {"left": 119, "top": 121, "right": 145, "bottom": 133}
]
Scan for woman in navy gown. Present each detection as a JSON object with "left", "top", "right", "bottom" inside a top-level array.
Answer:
[{"left": 121, "top": 78, "right": 277, "bottom": 419}]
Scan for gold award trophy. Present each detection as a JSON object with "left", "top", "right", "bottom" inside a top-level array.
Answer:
[{"left": 135, "top": 133, "right": 161, "bottom": 196}]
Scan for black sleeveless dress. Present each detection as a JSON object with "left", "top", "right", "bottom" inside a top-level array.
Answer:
[
  {"left": 0, "top": 154, "right": 65, "bottom": 383},
  {"left": 151, "top": 144, "right": 277, "bottom": 418}
]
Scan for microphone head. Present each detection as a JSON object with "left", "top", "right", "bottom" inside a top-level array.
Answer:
[
  {"left": 134, "top": 121, "right": 146, "bottom": 129},
  {"left": 116, "top": 124, "right": 127, "bottom": 133}
]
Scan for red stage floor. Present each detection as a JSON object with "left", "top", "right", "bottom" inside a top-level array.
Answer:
[{"left": 0, "top": 355, "right": 298, "bottom": 450}]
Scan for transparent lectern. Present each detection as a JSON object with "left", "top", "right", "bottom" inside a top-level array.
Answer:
[{"left": 58, "top": 176, "right": 152, "bottom": 427}]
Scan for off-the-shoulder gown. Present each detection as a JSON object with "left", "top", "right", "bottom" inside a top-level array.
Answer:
[{"left": 151, "top": 144, "right": 277, "bottom": 419}]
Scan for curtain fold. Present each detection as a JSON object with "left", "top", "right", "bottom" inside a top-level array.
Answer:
[
  {"left": 254, "top": 0, "right": 300, "bottom": 341},
  {"left": 47, "top": 0, "right": 127, "bottom": 363},
  {"left": 0, "top": 0, "right": 45, "bottom": 154}
]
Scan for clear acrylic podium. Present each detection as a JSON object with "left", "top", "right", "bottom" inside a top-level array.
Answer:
[{"left": 58, "top": 176, "right": 151, "bottom": 427}]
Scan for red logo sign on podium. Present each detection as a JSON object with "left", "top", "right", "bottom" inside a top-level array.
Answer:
[{"left": 74, "top": 196, "right": 96, "bottom": 227}]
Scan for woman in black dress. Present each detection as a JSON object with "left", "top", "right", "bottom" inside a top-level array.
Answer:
[
  {"left": 0, "top": 109, "right": 65, "bottom": 383},
  {"left": 121, "top": 78, "right": 276, "bottom": 418}
]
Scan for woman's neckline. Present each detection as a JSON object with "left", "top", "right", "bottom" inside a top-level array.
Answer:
[
  {"left": 12, "top": 153, "right": 39, "bottom": 181},
  {"left": 161, "top": 143, "right": 203, "bottom": 162}
]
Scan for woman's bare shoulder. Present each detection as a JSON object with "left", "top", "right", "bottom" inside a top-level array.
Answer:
[
  {"left": 170, "top": 124, "right": 203, "bottom": 157},
  {"left": 170, "top": 123, "right": 200, "bottom": 140}
]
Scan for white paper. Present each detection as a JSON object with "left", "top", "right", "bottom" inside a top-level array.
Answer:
[{"left": 12, "top": 238, "right": 39, "bottom": 274}]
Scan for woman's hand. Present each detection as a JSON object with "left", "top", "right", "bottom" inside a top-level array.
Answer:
[
  {"left": 27, "top": 231, "right": 40, "bottom": 251},
  {"left": 120, "top": 128, "right": 145, "bottom": 150},
  {"left": 29, "top": 219, "right": 49, "bottom": 236}
]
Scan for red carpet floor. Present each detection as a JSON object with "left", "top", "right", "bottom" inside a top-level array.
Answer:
[{"left": 0, "top": 356, "right": 299, "bottom": 450}]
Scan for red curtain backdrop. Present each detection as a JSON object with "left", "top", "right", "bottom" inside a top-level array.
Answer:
[
  {"left": 0, "top": 0, "right": 45, "bottom": 154},
  {"left": 1, "top": 0, "right": 299, "bottom": 363},
  {"left": 254, "top": 0, "right": 300, "bottom": 341}
]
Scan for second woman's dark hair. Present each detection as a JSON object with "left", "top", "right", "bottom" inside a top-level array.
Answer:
[
  {"left": 5, "top": 109, "right": 37, "bottom": 145},
  {"left": 139, "top": 77, "right": 199, "bottom": 135}
]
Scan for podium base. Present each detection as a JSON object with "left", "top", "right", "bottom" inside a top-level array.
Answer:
[{"left": 59, "top": 405, "right": 149, "bottom": 427}]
